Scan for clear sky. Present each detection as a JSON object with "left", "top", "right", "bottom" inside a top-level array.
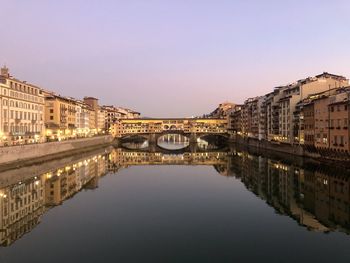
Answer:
[{"left": 1, "top": 0, "right": 349, "bottom": 117}]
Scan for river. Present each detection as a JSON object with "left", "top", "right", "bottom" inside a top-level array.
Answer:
[{"left": 0, "top": 141, "right": 350, "bottom": 262}]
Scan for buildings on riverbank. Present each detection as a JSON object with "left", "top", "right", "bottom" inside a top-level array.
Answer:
[
  {"left": 0, "top": 66, "right": 140, "bottom": 145},
  {"left": 0, "top": 66, "right": 45, "bottom": 145},
  {"left": 228, "top": 72, "right": 350, "bottom": 155}
]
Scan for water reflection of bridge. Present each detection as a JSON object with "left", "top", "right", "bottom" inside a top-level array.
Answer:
[
  {"left": 0, "top": 147, "right": 229, "bottom": 246},
  {"left": 2, "top": 146, "right": 350, "bottom": 247},
  {"left": 109, "top": 149, "right": 228, "bottom": 167},
  {"left": 120, "top": 142, "right": 228, "bottom": 154}
]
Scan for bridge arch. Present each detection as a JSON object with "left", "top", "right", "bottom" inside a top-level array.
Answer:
[
  {"left": 156, "top": 133, "right": 190, "bottom": 150},
  {"left": 119, "top": 134, "right": 149, "bottom": 142}
]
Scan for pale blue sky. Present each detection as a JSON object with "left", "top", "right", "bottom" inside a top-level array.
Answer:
[{"left": 1, "top": 0, "right": 349, "bottom": 117}]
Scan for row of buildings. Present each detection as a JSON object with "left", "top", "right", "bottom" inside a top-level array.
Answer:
[
  {"left": 0, "top": 66, "right": 140, "bottom": 146},
  {"left": 227, "top": 72, "right": 350, "bottom": 153}
]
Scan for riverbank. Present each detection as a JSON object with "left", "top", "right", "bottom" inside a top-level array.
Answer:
[
  {"left": 230, "top": 135, "right": 350, "bottom": 169},
  {"left": 0, "top": 135, "right": 115, "bottom": 168}
]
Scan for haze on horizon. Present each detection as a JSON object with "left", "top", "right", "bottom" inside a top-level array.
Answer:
[{"left": 0, "top": 0, "right": 349, "bottom": 117}]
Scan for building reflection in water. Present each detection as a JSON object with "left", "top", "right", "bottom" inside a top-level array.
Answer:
[
  {"left": 0, "top": 153, "right": 108, "bottom": 246},
  {"left": 226, "top": 149, "right": 350, "bottom": 233},
  {"left": 0, "top": 145, "right": 350, "bottom": 246}
]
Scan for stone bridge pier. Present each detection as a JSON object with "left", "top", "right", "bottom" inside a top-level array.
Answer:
[
  {"left": 189, "top": 133, "right": 198, "bottom": 144},
  {"left": 148, "top": 133, "right": 158, "bottom": 145}
]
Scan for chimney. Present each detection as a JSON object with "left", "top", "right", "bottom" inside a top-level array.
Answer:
[{"left": 0, "top": 66, "right": 9, "bottom": 78}]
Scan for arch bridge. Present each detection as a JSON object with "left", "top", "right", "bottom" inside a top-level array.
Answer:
[{"left": 113, "top": 118, "right": 228, "bottom": 144}]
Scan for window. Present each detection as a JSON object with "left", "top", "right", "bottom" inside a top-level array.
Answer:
[{"left": 50, "top": 116, "right": 54, "bottom": 120}]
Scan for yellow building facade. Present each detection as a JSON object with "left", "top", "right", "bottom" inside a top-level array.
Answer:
[{"left": 44, "top": 95, "right": 77, "bottom": 140}]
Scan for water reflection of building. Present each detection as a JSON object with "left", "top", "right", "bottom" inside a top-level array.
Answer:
[
  {"left": 108, "top": 148, "right": 350, "bottom": 234},
  {"left": 0, "top": 153, "right": 108, "bottom": 246},
  {"left": 310, "top": 171, "right": 350, "bottom": 231},
  {"left": 2, "top": 146, "right": 350, "bottom": 246},
  {"left": 45, "top": 155, "right": 107, "bottom": 206},
  {"left": 229, "top": 150, "right": 330, "bottom": 232},
  {"left": 0, "top": 175, "right": 45, "bottom": 246}
]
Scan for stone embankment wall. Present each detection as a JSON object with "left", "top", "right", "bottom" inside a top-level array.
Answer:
[
  {"left": 231, "top": 136, "right": 304, "bottom": 156},
  {"left": 230, "top": 135, "right": 350, "bottom": 163},
  {"left": 0, "top": 135, "right": 114, "bottom": 166}
]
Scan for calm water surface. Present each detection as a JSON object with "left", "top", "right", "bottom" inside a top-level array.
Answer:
[{"left": 0, "top": 142, "right": 350, "bottom": 263}]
